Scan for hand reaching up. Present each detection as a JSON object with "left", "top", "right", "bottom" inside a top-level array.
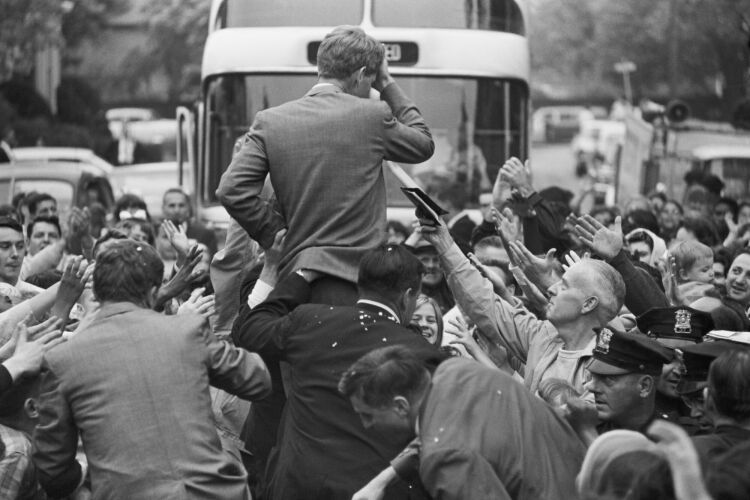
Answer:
[
  {"left": 161, "top": 220, "right": 190, "bottom": 262},
  {"left": 507, "top": 241, "right": 559, "bottom": 291},
  {"left": 491, "top": 206, "right": 521, "bottom": 244},
  {"left": 572, "top": 214, "right": 624, "bottom": 261},
  {"left": 53, "top": 256, "right": 94, "bottom": 322}
]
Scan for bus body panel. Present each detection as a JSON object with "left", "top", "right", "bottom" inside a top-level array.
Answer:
[
  {"left": 189, "top": 0, "right": 530, "bottom": 235},
  {"left": 202, "top": 28, "right": 529, "bottom": 81}
]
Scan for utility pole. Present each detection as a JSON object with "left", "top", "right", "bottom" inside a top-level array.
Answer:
[{"left": 614, "top": 59, "right": 637, "bottom": 104}]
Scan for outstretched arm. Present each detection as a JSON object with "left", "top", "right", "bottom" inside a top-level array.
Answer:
[{"left": 573, "top": 214, "right": 669, "bottom": 314}]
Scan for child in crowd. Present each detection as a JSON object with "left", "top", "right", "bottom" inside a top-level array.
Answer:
[{"left": 671, "top": 240, "right": 715, "bottom": 305}]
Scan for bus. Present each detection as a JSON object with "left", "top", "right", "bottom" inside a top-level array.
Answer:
[{"left": 177, "top": 0, "right": 530, "bottom": 241}]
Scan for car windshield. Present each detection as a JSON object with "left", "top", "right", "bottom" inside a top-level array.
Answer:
[{"left": 203, "top": 73, "right": 528, "bottom": 207}]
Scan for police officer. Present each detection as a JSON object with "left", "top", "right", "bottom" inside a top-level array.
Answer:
[
  {"left": 636, "top": 306, "right": 714, "bottom": 432},
  {"left": 585, "top": 327, "right": 672, "bottom": 433}
]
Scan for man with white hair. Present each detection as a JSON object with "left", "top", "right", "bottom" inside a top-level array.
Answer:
[{"left": 418, "top": 217, "right": 626, "bottom": 394}]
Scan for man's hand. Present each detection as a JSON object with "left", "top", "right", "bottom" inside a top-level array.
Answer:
[
  {"left": 155, "top": 245, "right": 204, "bottom": 310},
  {"left": 67, "top": 207, "right": 95, "bottom": 258},
  {"left": 372, "top": 53, "right": 395, "bottom": 92},
  {"left": 259, "top": 228, "right": 287, "bottom": 287},
  {"left": 499, "top": 157, "right": 534, "bottom": 198},
  {"left": 53, "top": 256, "right": 93, "bottom": 323},
  {"left": 177, "top": 287, "right": 216, "bottom": 319},
  {"left": 572, "top": 214, "right": 624, "bottom": 261},
  {"left": 2, "top": 315, "right": 65, "bottom": 380},
  {"left": 507, "top": 241, "right": 559, "bottom": 291},
  {"left": 161, "top": 220, "right": 191, "bottom": 263},
  {"left": 491, "top": 206, "right": 521, "bottom": 244},
  {"left": 416, "top": 217, "right": 454, "bottom": 254}
]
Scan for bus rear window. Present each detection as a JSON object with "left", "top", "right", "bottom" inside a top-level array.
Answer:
[
  {"left": 373, "top": 0, "right": 524, "bottom": 34},
  {"left": 225, "top": 0, "right": 363, "bottom": 27}
]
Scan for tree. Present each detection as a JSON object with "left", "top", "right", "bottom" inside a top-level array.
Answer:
[
  {"left": 0, "top": 0, "right": 64, "bottom": 81},
  {"left": 529, "top": 0, "right": 750, "bottom": 116},
  {"left": 61, "top": 0, "right": 131, "bottom": 48},
  {"left": 123, "top": 0, "right": 209, "bottom": 103}
]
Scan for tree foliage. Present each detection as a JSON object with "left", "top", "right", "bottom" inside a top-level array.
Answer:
[
  {"left": 529, "top": 0, "right": 750, "bottom": 114},
  {"left": 0, "top": 0, "right": 64, "bottom": 81},
  {"left": 62, "top": 0, "right": 131, "bottom": 48},
  {"left": 123, "top": 0, "right": 209, "bottom": 102}
]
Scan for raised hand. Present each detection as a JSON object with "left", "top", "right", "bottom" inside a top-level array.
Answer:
[
  {"left": 662, "top": 252, "right": 688, "bottom": 306},
  {"left": 161, "top": 219, "right": 190, "bottom": 262},
  {"left": 507, "top": 240, "right": 559, "bottom": 291},
  {"left": 416, "top": 217, "right": 454, "bottom": 254},
  {"left": 499, "top": 157, "right": 534, "bottom": 198},
  {"left": 2, "top": 315, "right": 65, "bottom": 380},
  {"left": 53, "top": 256, "right": 93, "bottom": 323},
  {"left": 155, "top": 245, "right": 204, "bottom": 311},
  {"left": 508, "top": 264, "right": 550, "bottom": 312},
  {"left": 573, "top": 214, "right": 624, "bottom": 261},
  {"left": 562, "top": 250, "right": 590, "bottom": 272},
  {"left": 468, "top": 252, "right": 513, "bottom": 301},
  {"left": 491, "top": 206, "right": 521, "bottom": 244},
  {"left": 177, "top": 287, "right": 216, "bottom": 319}
]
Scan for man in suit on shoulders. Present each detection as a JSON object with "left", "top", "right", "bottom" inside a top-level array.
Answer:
[
  {"left": 232, "top": 244, "right": 442, "bottom": 500},
  {"left": 32, "top": 239, "right": 272, "bottom": 500},
  {"left": 217, "top": 25, "right": 434, "bottom": 306}
]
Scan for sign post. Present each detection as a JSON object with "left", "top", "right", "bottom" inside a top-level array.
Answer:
[{"left": 614, "top": 59, "right": 637, "bottom": 104}]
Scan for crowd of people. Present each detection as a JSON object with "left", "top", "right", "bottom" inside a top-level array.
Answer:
[{"left": 1, "top": 25, "right": 750, "bottom": 500}]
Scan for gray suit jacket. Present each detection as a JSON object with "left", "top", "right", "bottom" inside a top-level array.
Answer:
[
  {"left": 32, "top": 302, "right": 272, "bottom": 500},
  {"left": 216, "top": 82, "right": 434, "bottom": 283}
]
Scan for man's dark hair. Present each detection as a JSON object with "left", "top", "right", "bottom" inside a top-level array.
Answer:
[
  {"left": 708, "top": 350, "right": 750, "bottom": 423},
  {"left": 0, "top": 204, "right": 20, "bottom": 221},
  {"left": 338, "top": 345, "right": 430, "bottom": 408},
  {"left": 26, "top": 192, "right": 56, "bottom": 217},
  {"left": 93, "top": 239, "right": 163, "bottom": 306},
  {"left": 625, "top": 229, "right": 654, "bottom": 253},
  {"left": 0, "top": 375, "right": 40, "bottom": 420},
  {"left": 357, "top": 244, "right": 424, "bottom": 302},
  {"left": 717, "top": 197, "right": 739, "bottom": 220},
  {"left": 0, "top": 216, "right": 24, "bottom": 234},
  {"left": 26, "top": 215, "right": 62, "bottom": 240},
  {"left": 623, "top": 209, "right": 660, "bottom": 236},
  {"left": 680, "top": 217, "right": 720, "bottom": 247},
  {"left": 317, "top": 26, "right": 384, "bottom": 80}
]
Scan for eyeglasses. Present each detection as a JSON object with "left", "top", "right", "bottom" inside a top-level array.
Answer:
[{"left": 119, "top": 209, "right": 148, "bottom": 221}]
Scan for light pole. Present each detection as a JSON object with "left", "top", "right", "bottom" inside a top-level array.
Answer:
[{"left": 614, "top": 59, "right": 637, "bottom": 104}]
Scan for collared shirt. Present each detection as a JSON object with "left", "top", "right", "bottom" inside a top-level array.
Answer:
[
  {"left": 0, "top": 424, "right": 40, "bottom": 499},
  {"left": 356, "top": 299, "right": 400, "bottom": 324}
]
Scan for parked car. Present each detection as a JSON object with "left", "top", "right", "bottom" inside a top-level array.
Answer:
[
  {"left": 0, "top": 160, "right": 116, "bottom": 216},
  {"left": 11, "top": 147, "right": 114, "bottom": 170},
  {"left": 106, "top": 107, "right": 158, "bottom": 139},
  {"left": 532, "top": 106, "right": 595, "bottom": 143}
]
